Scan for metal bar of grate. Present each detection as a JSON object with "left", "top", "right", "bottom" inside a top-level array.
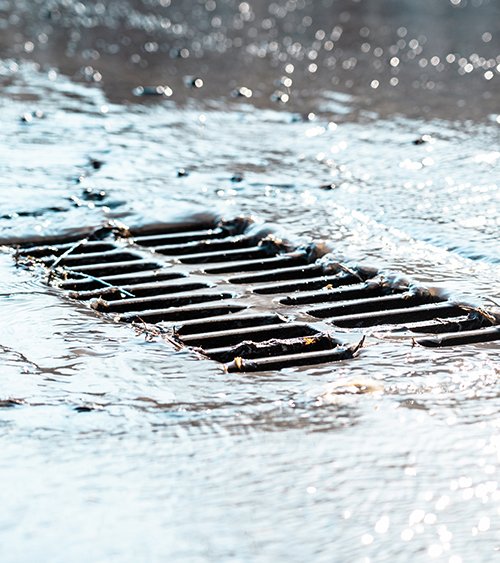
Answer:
[
  {"left": 65, "top": 259, "right": 162, "bottom": 278},
  {"left": 18, "top": 241, "right": 116, "bottom": 258},
  {"left": 177, "top": 245, "right": 275, "bottom": 264},
  {"left": 154, "top": 236, "right": 257, "bottom": 256},
  {"left": 94, "top": 291, "right": 236, "bottom": 313},
  {"left": 280, "top": 283, "right": 400, "bottom": 305},
  {"left": 71, "top": 281, "right": 211, "bottom": 301},
  {"left": 228, "top": 263, "right": 322, "bottom": 284},
  {"left": 129, "top": 220, "right": 218, "bottom": 235},
  {"left": 417, "top": 326, "right": 500, "bottom": 347},
  {"left": 225, "top": 347, "right": 355, "bottom": 372},
  {"left": 179, "top": 322, "right": 317, "bottom": 349},
  {"left": 398, "top": 314, "right": 489, "bottom": 334},
  {"left": 326, "top": 302, "right": 465, "bottom": 328},
  {"left": 42, "top": 249, "right": 141, "bottom": 267},
  {"left": 174, "top": 313, "right": 284, "bottom": 335},
  {"left": 131, "top": 227, "right": 229, "bottom": 246},
  {"left": 59, "top": 269, "right": 185, "bottom": 291},
  {"left": 253, "top": 273, "right": 362, "bottom": 295},
  {"left": 204, "top": 253, "right": 309, "bottom": 274},
  {"left": 307, "top": 293, "right": 443, "bottom": 319},
  {"left": 118, "top": 303, "right": 248, "bottom": 323},
  {"left": 204, "top": 333, "right": 337, "bottom": 363}
]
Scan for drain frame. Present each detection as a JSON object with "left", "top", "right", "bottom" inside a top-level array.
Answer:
[{"left": 8, "top": 214, "right": 499, "bottom": 371}]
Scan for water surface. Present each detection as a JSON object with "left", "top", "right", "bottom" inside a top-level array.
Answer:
[{"left": 0, "top": 1, "right": 499, "bottom": 561}]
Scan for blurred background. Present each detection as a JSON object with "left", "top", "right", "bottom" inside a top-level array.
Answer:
[{"left": 1, "top": 0, "right": 498, "bottom": 120}]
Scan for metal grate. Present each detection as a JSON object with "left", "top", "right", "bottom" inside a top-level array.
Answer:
[{"left": 11, "top": 215, "right": 500, "bottom": 372}]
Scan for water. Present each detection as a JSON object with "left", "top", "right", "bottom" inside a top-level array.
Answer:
[{"left": 0, "top": 1, "right": 499, "bottom": 561}]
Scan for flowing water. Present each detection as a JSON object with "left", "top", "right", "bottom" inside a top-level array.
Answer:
[{"left": 0, "top": 1, "right": 499, "bottom": 561}]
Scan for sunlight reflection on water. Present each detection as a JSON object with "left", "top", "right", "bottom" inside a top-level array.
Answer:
[{"left": 0, "top": 59, "right": 498, "bottom": 562}]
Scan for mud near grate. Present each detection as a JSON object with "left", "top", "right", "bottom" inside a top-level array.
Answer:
[{"left": 9, "top": 214, "right": 500, "bottom": 372}]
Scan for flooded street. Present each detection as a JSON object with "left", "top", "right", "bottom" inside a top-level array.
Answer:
[{"left": 0, "top": 1, "right": 499, "bottom": 561}]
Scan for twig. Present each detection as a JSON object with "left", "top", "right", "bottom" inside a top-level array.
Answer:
[
  {"left": 47, "top": 238, "right": 87, "bottom": 284},
  {"left": 54, "top": 269, "right": 135, "bottom": 298}
]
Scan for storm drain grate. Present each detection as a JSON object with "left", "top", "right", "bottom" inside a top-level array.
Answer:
[{"left": 9, "top": 215, "right": 500, "bottom": 371}]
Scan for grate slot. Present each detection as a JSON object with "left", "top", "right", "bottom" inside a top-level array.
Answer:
[
  {"left": 307, "top": 293, "right": 442, "bottom": 319},
  {"left": 179, "top": 322, "right": 316, "bottom": 349},
  {"left": 132, "top": 227, "right": 228, "bottom": 247},
  {"left": 178, "top": 245, "right": 275, "bottom": 265},
  {"left": 327, "top": 302, "right": 465, "bottom": 328},
  {"left": 204, "top": 333, "right": 336, "bottom": 362},
  {"left": 118, "top": 303, "right": 247, "bottom": 323},
  {"left": 280, "top": 283, "right": 399, "bottom": 306},
  {"left": 228, "top": 263, "right": 322, "bottom": 284},
  {"left": 418, "top": 326, "right": 500, "bottom": 347},
  {"left": 43, "top": 249, "right": 140, "bottom": 267},
  {"left": 174, "top": 313, "right": 284, "bottom": 336},
  {"left": 59, "top": 269, "right": 185, "bottom": 291},
  {"left": 253, "top": 273, "right": 361, "bottom": 295},
  {"left": 65, "top": 259, "right": 161, "bottom": 278},
  {"left": 71, "top": 281, "right": 211, "bottom": 301},
  {"left": 404, "top": 314, "right": 491, "bottom": 334},
  {"left": 225, "top": 347, "right": 355, "bottom": 372},
  {"left": 94, "top": 291, "right": 236, "bottom": 313},
  {"left": 204, "top": 253, "right": 309, "bottom": 274},
  {"left": 18, "top": 241, "right": 116, "bottom": 258},
  {"left": 154, "top": 236, "right": 258, "bottom": 256}
]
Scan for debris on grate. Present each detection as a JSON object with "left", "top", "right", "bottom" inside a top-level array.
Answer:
[{"left": 7, "top": 214, "right": 500, "bottom": 371}]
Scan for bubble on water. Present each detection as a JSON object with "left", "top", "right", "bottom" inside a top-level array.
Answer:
[
  {"left": 361, "top": 533, "right": 374, "bottom": 545},
  {"left": 374, "top": 515, "right": 390, "bottom": 534}
]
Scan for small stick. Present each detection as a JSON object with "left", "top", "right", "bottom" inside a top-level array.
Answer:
[{"left": 47, "top": 238, "right": 87, "bottom": 284}]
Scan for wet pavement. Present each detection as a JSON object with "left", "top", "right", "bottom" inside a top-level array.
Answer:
[{"left": 0, "top": 1, "right": 499, "bottom": 562}]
